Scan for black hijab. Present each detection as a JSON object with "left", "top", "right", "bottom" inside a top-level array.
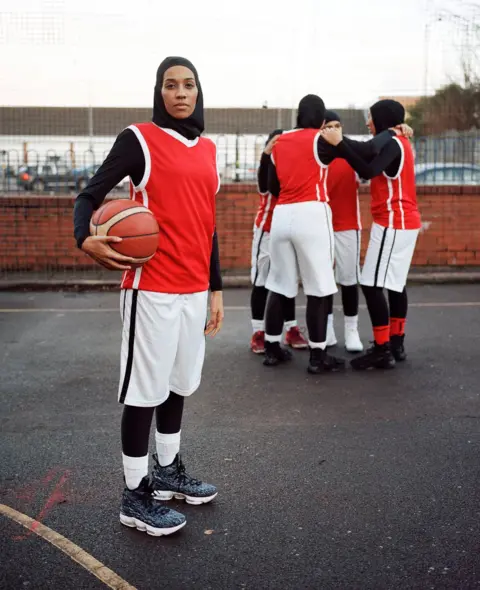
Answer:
[
  {"left": 325, "top": 110, "right": 341, "bottom": 124},
  {"left": 370, "top": 99, "right": 405, "bottom": 134},
  {"left": 152, "top": 56, "right": 204, "bottom": 140},
  {"left": 296, "top": 94, "right": 326, "bottom": 129},
  {"left": 265, "top": 128, "right": 283, "bottom": 146}
]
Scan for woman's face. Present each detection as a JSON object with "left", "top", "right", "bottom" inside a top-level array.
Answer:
[{"left": 161, "top": 65, "right": 198, "bottom": 119}]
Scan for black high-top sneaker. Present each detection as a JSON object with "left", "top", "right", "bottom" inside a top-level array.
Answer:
[
  {"left": 263, "top": 341, "right": 293, "bottom": 367},
  {"left": 120, "top": 476, "right": 186, "bottom": 536},
  {"left": 151, "top": 454, "right": 217, "bottom": 505},
  {"left": 307, "top": 347, "right": 346, "bottom": 374},
  {"left": 390, "top": 334, "right": 407, "bottom": 361},
  {"left": 350, "top": 342, "right": 396, "bottom": 371}
]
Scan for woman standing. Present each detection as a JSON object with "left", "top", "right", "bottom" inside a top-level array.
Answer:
[{"left": 74, "top": 56, "right": 224, "bottom": 536}]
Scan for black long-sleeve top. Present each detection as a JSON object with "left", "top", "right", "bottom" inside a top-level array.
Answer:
[
  {"left": 267, "top": 131, "right": 395, "bottom": 196},
  {"left": 73, "top": 128, "right": 222, "bottom": 291},
  {"left": 335, "top": 134, "right": 402, "bottom": 180}
]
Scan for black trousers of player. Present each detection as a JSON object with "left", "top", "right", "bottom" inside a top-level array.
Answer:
[
  {"left": 361, "top": 286, "right": 408, "bottom": 328},
  {"left": 265, "top": 291, "right": 329, "bottom": 344},
  {"left": 251, "top": 285, "right": 295, "bottom": 324},
  {"left": 326, "top": 285, "right": 359, "bottom": 317},
  {"left": 121, "top": 392, "right": 184, "bottom": 457}
]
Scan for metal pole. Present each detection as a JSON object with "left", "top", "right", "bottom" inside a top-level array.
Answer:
[{"left": 88, "top": 106, "right": 94, "bottom": 151}]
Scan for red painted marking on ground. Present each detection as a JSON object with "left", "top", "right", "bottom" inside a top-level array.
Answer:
[
  {"left": 15, "top": 468, "right": 59, "bottom": 504},
  {"left": 12, "top": 469, "right": 71, "bottom": 541}
]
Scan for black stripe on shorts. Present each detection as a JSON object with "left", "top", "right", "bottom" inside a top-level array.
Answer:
[
  {"left": 253, "top": 229, "right": 265, "bottom": 286},
  {"left": 383, "top": 230, "right": 397, "bottom": 287},
  {"left": 119, "top": 289, "right": 138, "bottom": 404},
  {"left": 373, "top": 228, "right": 388, "bottom": 287}
]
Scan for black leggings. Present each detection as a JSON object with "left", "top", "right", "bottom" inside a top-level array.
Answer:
[
  {"left": 264, "top": 291, "right": 295, "bottom": 335},
  {"left": 362, "top": 286, "right": 408, "bottom": 327},
  {"left": 306, "top": 295, "right": 329, "bottom": 343},
  {"left": 251, "top": 286, "right": 295, "bottom": 323},
  {"left": 121, "top": 392, "right": 185, "bottom": 457},
  {"left": 327, "top": 286, "right": 359, "bottom": 317}
]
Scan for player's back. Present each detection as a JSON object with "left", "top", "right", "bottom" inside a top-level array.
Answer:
[{"left": 272, "top": 129, "right": 328, "bottom": 205}]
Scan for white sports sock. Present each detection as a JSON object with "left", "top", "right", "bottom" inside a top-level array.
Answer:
[
  {"left": 284, "top": 320, "right": 297, "bottom": 331},
  {"left": 345, "top": 315, "right": 359, "bottom": 329},
  {"left": 308, "top": 340, "right": 327, "bottom": 350},
  {"left": 155, "top": 431, "right": 181, "bottom": 467},
  {"left": 251, "top": 319, "right": 264, "bottom": 333},
  {"left": 327, "top": 313, "right": 334, "bottom": 327},
  {"left": 122, "top": 453, "right": 149, "bottom": 490},
  {"left": 265, "top": 333, "right": 282, "bottom": 343}
]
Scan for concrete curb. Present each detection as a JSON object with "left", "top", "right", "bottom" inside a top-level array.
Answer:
[{"left": 1, "top": 272, "right": 480, "bottom": 291}]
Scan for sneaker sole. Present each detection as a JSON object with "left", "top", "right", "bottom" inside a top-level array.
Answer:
[
  {"left": 119, "top": 513, "right": 186, "bottom": 536},
  {"left": 251, "top": 348, "right": 265, "bottom": 355},
  {"left": 285, "top": 342, "right": 308, "bottom": 349},
  {"left": 351, "top": 361, "right": 396, "bottom": 371},
  {"left": 153, "top": 490, "right": 218, "bottom": 505},
  {"left": 345, "top": 346, "right": 364, "bottom": 353}
]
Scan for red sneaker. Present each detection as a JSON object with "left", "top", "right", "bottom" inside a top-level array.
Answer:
[
  {"left": 285, "top": 326, "right": 308, "bottom": 349},
  {"left": 250, "top": 331, "right": 265, "bottom": 354}
]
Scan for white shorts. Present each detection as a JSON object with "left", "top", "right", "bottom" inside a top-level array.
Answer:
[
  {"left": 118, "top": 289, "right": 208, "bottom": 407},
  {"left": 334, "top": 229, "right": 361, "bottom": 286},
  {"left": 266, "top": 201, "right": 337, "bottom": 298},
  {"left": 251, "top": 226, "right": 270, "bottom": 287},
  {"left": 361, "top": 222, "right": 419, "bottom": 293}
]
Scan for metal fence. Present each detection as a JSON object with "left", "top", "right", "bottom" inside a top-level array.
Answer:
[{"left": 1, "top": 127, "right": 480, "bottom": 194}]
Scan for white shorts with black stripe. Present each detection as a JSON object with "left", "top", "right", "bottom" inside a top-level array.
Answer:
[
  {"left": 266, "top": 201, "right": 337, "bottom": 298},
  {"left": 118, "top": 289, "right": 208, "bottom": 407},
  {"left": 251, "top": 226, "right": 270, "bottom": 287},
  {"left": 361, "top": 222, "right": 419, "bottom": 293},
  {"left": 334, "top": 229, "right": 361, "bottom": 286}
]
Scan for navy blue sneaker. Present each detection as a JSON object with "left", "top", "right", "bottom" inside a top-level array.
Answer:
[
  {"left": 120, "top": 476, "right": 186, "bottom": 536},
  {"left": 151, "top": 454, "right": 218, "bottom": 505}
]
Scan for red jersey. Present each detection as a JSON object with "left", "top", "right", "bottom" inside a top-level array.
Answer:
[
  {"left": 121, "top": 124, "right": 219, "bottom": 293},
  {"left": 327, "top": 158, "right": 361, "bottom": 232},
  {"left": 254, "top": 190, "right": 276, "bottom": 233},
  {"left": 370, "top": 136, "right": 421, "bottom": 230},
  {"left": 272, "top": 129, "right": 329, "bottom": 205}
]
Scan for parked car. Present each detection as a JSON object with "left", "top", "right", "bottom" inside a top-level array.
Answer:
[
  {"left": 17, "top": 162, "right": 96, "bottom": 192},
  {"left": 415, "top": 163, "right": 480, "bottom": 185}
]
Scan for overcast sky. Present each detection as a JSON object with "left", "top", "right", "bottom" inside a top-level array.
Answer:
[{"left": 0, "top": 0, "right": 477, "bottom": 109}]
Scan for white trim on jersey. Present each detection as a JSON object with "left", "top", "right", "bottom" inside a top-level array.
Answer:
[
  {"left": 132, "top": 187, "right": 149, "bottom": 290},
  {"left": 155, "top": 126, "right": 200, "bottom": 148},
  {"left": 323, "top": 166, "right": 329, "bottom": 202},
  {"left": 355, "top": 187, "right": 362, "bottom": 231},
  {"left": 384, "top": 137, "right": 405, "bottom": 180},
  {"left": 313, "top": 132, "right": 328, "bottom": 169},
  {"left": 128, "top": 125, "right": 152, "bottom": 192},
  {"left": 208, "top": 138, "right": 221, "bottom": 194},
  {"left": 384, "top": 137, "right": 406, "bottom": 229},
  {"left": 270, "top": 153, "right": 275, "bottom": 166},
  {"left": 258, "top": 194, "right": 273, "bottom": 230}
]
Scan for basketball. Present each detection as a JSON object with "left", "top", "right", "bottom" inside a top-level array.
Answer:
[{"left": 90, "top": 200, "right": 160, "bottom": 266}]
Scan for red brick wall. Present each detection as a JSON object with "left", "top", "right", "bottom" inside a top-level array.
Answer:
[{"left": 1, "top": 186, "right": 479, "bottom": 272}]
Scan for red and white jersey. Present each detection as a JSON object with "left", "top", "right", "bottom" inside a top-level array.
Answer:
[
  {"left": 254, "top": 191, "right": 276, "bottom": 233},
  {"left": 370, "top": 136, "right": 421, "bottom": 230},
  {"left": 121, "top": 123, "right": 219, "bottom": 294},
  {"left": 272, "top": 129, "right": 329, "bottom": 206},
  {"left": 327, "top": 158, "right": 361, "bottom": 232}
]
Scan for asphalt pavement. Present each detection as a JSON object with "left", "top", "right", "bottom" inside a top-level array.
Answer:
[{"left": 0, "top": 286, "right": 479, "bottom": 590}]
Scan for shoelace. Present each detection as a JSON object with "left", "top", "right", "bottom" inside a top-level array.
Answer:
[{"left": 176, "top": 456, "right": 201, "bottom": 488}]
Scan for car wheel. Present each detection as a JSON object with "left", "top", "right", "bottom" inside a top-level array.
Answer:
[{"left": 32, "top": 179, "right": 45, "bottom": 192}]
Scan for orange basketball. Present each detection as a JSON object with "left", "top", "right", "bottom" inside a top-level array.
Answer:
[{"left": 90, "top": 199, "right": 159, "bottom": 266}]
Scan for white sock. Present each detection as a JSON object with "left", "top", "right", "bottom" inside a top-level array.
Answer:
[
  {"left": 345, "top": 315, "right": 359, "bottom": 330},
  {"left": 308, "top": 340, "right": 327, "bottom": 350},
  {"left": 327, "top": 313, "right": 334, "bottom": 328},
  {"left": 122, "top": 453, "right": 149, "bottom": 490},
  {"left": 265, "top": 333, "right": 282, "bottom": 343},
  {"left": 284, "top": 320, "right": 297, "bottom": 331},
  {"left": 252, "top": 319, "right": 264, "bottom": 333},
  {"left": 155, "top": 431, "right": 181, "bottom": 467}
]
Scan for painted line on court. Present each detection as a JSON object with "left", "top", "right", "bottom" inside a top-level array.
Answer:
[
  {"left": 0, "top": 503, "right": 136, "bottom": 590},
  {"left": 0, "top": 301, "right": 480, "bottom": 313}
]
